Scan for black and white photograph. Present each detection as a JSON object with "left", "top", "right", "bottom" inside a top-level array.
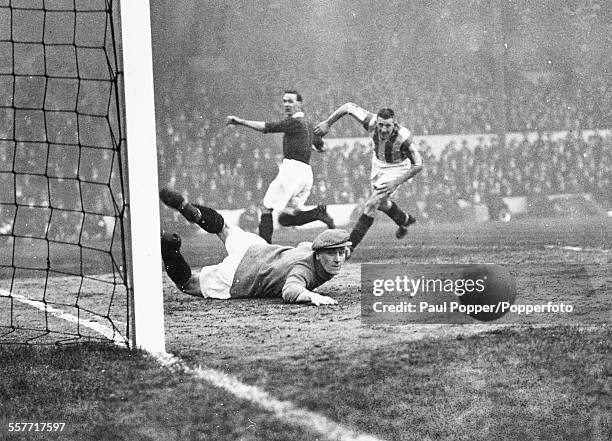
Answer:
[{"left": 1, "top": 0, "right": 611, "bottom": 439}]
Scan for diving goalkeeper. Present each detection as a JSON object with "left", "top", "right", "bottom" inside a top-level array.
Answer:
[{"left": 159, "top": 188, "right": 350, "bottom": 306}]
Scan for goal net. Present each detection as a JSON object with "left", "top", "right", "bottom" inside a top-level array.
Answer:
[{"left": 0, "top": 0, "right": 164, "bottom": 350}]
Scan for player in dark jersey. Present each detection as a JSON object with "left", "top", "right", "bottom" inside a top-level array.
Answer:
[
  {"left": 315, "top": 103, "right": 423, "bottom": 251},
  {"left": 159, "top": 188, "right": 349, "bottom": 305},
  {"left": 226, "top": 90, "right": 335, "bottom": 244}
]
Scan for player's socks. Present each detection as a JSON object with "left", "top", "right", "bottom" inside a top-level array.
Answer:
[
  {"left": 348, "top": 214, "right": 374, "bottom": 250},
  {"left": 192, "top": 204, "right": 225, "bottom": 234},
  {"left": 278, "top": 206, "right": 335, "bottom": 228},
  {"left": 278, "top": 212, "right": 302, "bottom": 226},
  {"left": 316, "top": 205, "right": 336, "bottom": 229},
  {"left": 159, "top": 188, "right": 202, "bottom": 223},
  {"left": 259, "top": 211, "right": 273, "bottom": 243},
  {"left": 379, "top": 201, "right": 416, "bottom": 239},
  {"left": 160, "top": 232, "right": 191, "bottom": 289},
  {"left": 159, "top": 188, "right": 224, "bottom": 234},
  {"left": 395, "top": 214, "right": 416, "bottom": 239},
  {"left": 378, "top": 201, "right": 408, "bottom": 226}
]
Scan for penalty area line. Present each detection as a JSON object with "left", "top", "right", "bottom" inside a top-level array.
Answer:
[{"left": 0, "top": 289, "right": 384, "bottom": 441}]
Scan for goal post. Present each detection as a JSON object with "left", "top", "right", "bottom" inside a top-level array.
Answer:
[
  {"left": 0, "top": 0, "right": 165, "bottom": 352},
  {"left": 120, "top": 0, "right": 166, "bottom": 353}
]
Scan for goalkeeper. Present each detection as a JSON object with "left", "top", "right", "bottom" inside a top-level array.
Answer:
[{"left": 159, "top": 188, "right": 350, "bottom": 306}]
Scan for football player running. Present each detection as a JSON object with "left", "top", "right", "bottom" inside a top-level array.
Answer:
[
  {"left": 226, "top": 90, "right": 335, "bottom": 244},
  {"left": 315, "top": 103, "right": 423, "bottom": 251}
]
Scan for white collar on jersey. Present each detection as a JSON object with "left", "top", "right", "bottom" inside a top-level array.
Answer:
[{"left": 291, "top": 111, "right": 305, "bottom": 118}]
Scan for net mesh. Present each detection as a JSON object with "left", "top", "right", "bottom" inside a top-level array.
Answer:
[{"left": 0, "top": 0, "right": 131, "bottom": 345}]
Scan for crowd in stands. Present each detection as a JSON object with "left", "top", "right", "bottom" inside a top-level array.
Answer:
[{"left": 154, "top": 72, "right": 611, "bottom": 221}]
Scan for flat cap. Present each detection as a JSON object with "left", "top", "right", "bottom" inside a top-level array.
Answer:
[{"left": 312, "top": 229, "right": 352, "bottom": 251}]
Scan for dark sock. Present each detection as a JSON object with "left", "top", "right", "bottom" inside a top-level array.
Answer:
[
  {"left": 259, "top": 212, "right": 273, "bottom": 243},
  {"left": 349, "top": 214, "right": 374, "bottom": 250},
  {"left": 379, "top": 201, "right": 408, "bottom": 226},
  {"left": 278, "top": 207, "right": 319, "bottom": 227},
  {"left": 192, "top": 204, "right": 225, "bottom": 234},
  {"left": 161, "top": 233, "right": 191, "bottom": 288}
]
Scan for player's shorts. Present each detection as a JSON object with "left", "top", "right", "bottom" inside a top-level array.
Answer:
[
  {"left": 198, "top": 226, "right": 266, "bottom": 299},
  {"left": 370, "top": 154, "right": 413, "bottom": 197},
  {"left": 263, "top": 159, "right": 313, "bottom": 214}
]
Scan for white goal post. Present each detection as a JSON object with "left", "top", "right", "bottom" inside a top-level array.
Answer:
[{"left": 120, "top": 0, "right": 166, "bottom": 353}]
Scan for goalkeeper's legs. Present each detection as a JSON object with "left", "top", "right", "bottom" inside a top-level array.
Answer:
[
  {"left": 160, "top": 231, "right": 201, "bottom": 296},
  {"left": 160, "top": 187, "right": 258, "bottom": 250},
  {"left": 159, "top": 188, "right": 225, "bottom": 234}
]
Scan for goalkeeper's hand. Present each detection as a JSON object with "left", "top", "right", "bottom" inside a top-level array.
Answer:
[
  {"left": 226, "top": 115, "right": 239, "bottom": 125},
  {"left": 309, "top": 292, "right": 338, "bottom": 306},
  {"left": 292, "top": 289, "right": 338, "bottom": 306}
]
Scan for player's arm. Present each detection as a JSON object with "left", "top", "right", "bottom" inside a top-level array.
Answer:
[
  {"left": 404, "top": 136, "right": 423, "bottom": 176},
  {"left": 226, "top": 115, "right": 266, "bottom": 132},
  {"left": 282, "top": 270, "right": 337, "bottom": 306},
  {"left": 314, "top": 102, "right": 375, "bottom": 136},
  {"left": 375, "top": 138, "right": 424, "bottom": 194}
]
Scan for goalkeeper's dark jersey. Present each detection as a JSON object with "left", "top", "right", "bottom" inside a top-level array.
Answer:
[
  {"left": 229, "top": 241, "right": 333, "bottom": 301},
  {"left": 263, "top": 112, "right": 324, "bottom": 165}
]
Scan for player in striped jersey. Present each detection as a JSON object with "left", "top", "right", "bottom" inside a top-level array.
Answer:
[{"left": 315, "top": 103, "right": 423, "bottom": 250}]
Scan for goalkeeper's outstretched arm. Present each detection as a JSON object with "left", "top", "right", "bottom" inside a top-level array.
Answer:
[
  {"left": 282, "top": 281, "right": 337, "bottom": 306},
  {"left": 281, "top": 268, "right": 338, "bottom": 306},
  {"left": 314, "top": 103, "right": 371, "bottom": 136}
]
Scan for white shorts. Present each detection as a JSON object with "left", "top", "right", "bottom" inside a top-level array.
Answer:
[
  {"left": 198, "top": 226, "right": 266, "bottom": 299},
  {"left": 263, "top": 159, "right": 313, "bottom": 214},
  {"left": 370, "top": 154, "right": 413, "bottom": 197}
]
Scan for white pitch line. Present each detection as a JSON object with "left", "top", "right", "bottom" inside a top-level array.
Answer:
[
  {"left": 0, "top": 289, "right": 129, "bottom": 347},
  {"left": 1, "top": 288, "right": 384, "bottom": 441},
  {"left": 155, "top": 352, "right": 383, "bottom": 441},
  {"left": 544, "top": 244, "right": 610, "bottom": 253}
]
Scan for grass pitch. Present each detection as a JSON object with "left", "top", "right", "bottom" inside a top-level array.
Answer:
[{"left": 1, "top": 327, "right": 610, "bottom": 440}]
